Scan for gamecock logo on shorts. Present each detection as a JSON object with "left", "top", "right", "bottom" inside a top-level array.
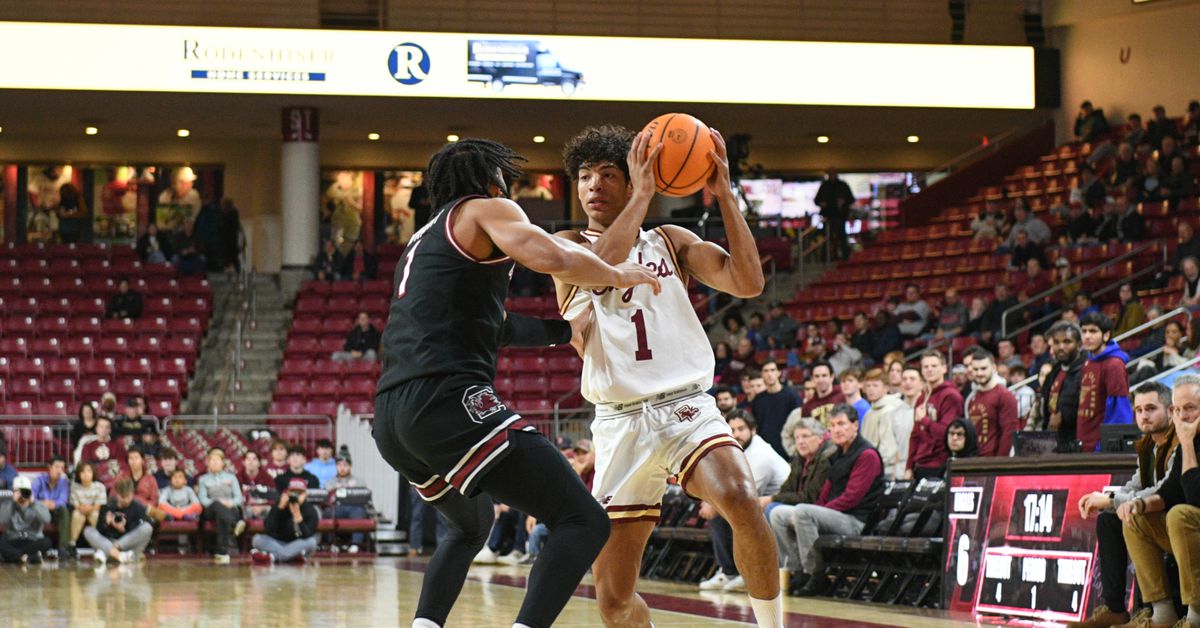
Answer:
[
  {"left": 674, "top": 404, "right": 701, "bottom": 422},
  {"left": 462, "top": 386, "right": 507, "bottom": 424}
]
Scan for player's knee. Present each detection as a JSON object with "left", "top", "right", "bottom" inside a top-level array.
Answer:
[
  {"left": 713, "top": 488, "right": 762, "bottom": 528},
  {"left": 596, "top": 584, "right": 636, "bottom": 623},
  {"left": 575, "top": 499, "right": 611, "bottom": 554}
]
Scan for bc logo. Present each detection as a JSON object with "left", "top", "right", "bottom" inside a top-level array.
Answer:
[{"left": 388, "top": 42, "right": 430, "bottom": 85}]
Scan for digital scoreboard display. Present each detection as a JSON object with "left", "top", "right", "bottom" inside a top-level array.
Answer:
[{"left": 943, "top": 466, "right": 1134, "bottom": 624}]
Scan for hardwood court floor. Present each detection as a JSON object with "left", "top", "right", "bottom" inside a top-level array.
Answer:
[{"left": 0, "top": 556, "right": 979, "bottom": 627}]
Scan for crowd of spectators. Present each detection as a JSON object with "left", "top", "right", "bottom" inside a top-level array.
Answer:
[{"left": 311, "top": 238, "right": 378, "bottom": 283}]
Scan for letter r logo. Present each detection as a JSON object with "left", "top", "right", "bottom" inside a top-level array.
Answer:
[{"left": 389, "top": 43, "right": 430, "bottom": 85}]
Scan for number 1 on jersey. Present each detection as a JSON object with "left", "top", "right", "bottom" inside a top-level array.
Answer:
[{"left": 631, "top": 309, "right": 653, "bottom": 361}]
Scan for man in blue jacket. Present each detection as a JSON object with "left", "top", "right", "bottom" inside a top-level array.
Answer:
[{"left": 1077, "top": 313, "right": 1133, "bottom": 452}]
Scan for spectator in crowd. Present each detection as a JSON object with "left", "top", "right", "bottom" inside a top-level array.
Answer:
[
  {"left": 761, "top": 302, "right": 799, "bottom": 349},
  {"left": 96, "top": 392, "right": 118, "bottom": 421},
  {"left": 1158, "top": 135, "right": 1185, "bottom": 173},
  {"left": 1007, "top": 366, "right": 1037, "bottom": 425},
  {"left": 1185, "top": 100, "right": 1200, "bottom": 146},
  {"left": 1055, "top": 258, "right": 1083, "bottom": 308},
  {"left": 1125, "top": 113, "right": 1146, "bottom": 146},
  {"left": 908, "top": 351, "right": 963, "bottom": 480},
  {"left": 85, "top": 477, "right": 153, "bottom": 565},
  {"left": 1176, "top": 225, "right": 1200, "bottom": 278},
  {"left": 839, "top": 368, "right": 869, "bottom": 421},
  {"left": 275, "top": 446, "right": 321, "bottom": 491},
  {"left": 474, "top": 502, "right": 527, "bottom": 564},
  {"left": 32, "top": 455, "right": 71, "bottom": 555},
  {"left": 860, "top": 369, "right": 910, "bottom": 481},
  {"left": 239, "top": 450, "right": 275, "bottom": 520},
  {"left": 69, "top": 461, "right": 106, "bottom": 553},
  {"left": 752, "top": 361, "right": 804, "bottom": 458},
  {"left": 332, "top": 312, "right": 381, "bottom": 362},
  {"left": 870, "top": 310, "right": 903, "bottom": 364},
  {"left": 265, "top": 439, "right": 289, "bottom": 479},
  {"left": 1108, "top": 142, "right": 1139, "bottom": 188},
  {"left": 1134, "top": 321, "right": 1193, "bottom": 385},
  {"left": 1014, "top": 259, "right": 1053, "bottom": 325},
  {"left": 196, "top": 448, "right": 247, "bottom": 563},
  {"left": 1075, "top": 166, "right": 1108, "bottom": 211},
  {"left": 250, "top": 478, "right": 321, "bottom": 565},
  {"left": 1162, "top": 377, "right": 1200, "bottom": 628},
  {"left": 217, "top": 198, "right": 243, "bottom": 273},
  {"left": 312, "top": 239, "right": 343, "bottom": 281},
  {"left": 1028, "top": 334, "right": 1052, "bottom": 374},
  {"left": 1138, "top": 160, "right": 1166, "bottom": 203},
  {"left": 850, "top": 312, "right": 874, "bottom": 359},
  {"left": 722, "top": 338, "right": 758, "bottom": 385},
  {"left": 340, "top": 239, "right": 378, "bottom": 282},
  {"left": 995, "top": 339, "right": 1025, "bottom": 371},
  {"left": 713, "top": 342, "right": 733, "bottom": 379},
  {"left": 740, "top": 369, "right": 765, "bottom": 408},
  {"left": 570, "top": 440, "right": 596, "bottom": 490},
  {"left": 723, "top": 314, "right": 748, "bottom": 347},
  {"left": 1039, "top": 321, "right": 1087, "bottom": 439},
  {"left": 171, "top": 219, "right": 206, "bottom": 276},
  {"left": 408, "top": 485, "right": 449, "bottom": 558},
  {"left": 715, "top": 386, "right": 739, "bottom": 420},
  {"left": 74, "top": 416, "right": 126, "bottom": 483},
  {"left": 1071, "top": 382, "right": 1182, "bottom": 628},
  {"left": 1183, "top": 257, "right": 1200, "bottom": 311},
  {"left": 769, "top": 415, "right": 836, "bottom": 510},
  {"left": 772, "top": 404, "right": 884, "bottom": 596},
  {"left": 114, "top": 398, "right": 151, "bottom": 437},
  {"left": 0, "top": 448, "right": 15, "bottom": 489},
  {"left": 814, "top": 169, "right": 855, "bottom": 261},
  {"left": 963, "top": 296, "right": 988, "bottom": 338},
  {"left": 965, "top": 349, "right": 1020, "bottom": 457},
  {"left": 745, "top": 312, "right": 767, "bottom": 350},
  {"left": 894, "top": 284, "right": 932, "bottom": 340},
  {"left": 1077, "top": 313, "right": 1133, "bottom": 451},
  {"left": 942, "top": 419, "right": 979, "bottom": 476},
  {"left": 800, "top": 379, "right": 815, "bottom": 404},
  {"left": 885, "top": 357, "right": 906, "bottom": 395},
  {"left": 116, "top": 448, "right": 163, "bottom": 521},
  {"left": 136, "top": 223, "right": 173, "bottom": 264},
  {"left": 105, "top": 277, "right": 143, "bottom": 320},
  {"left": 304, "top": 439, "right": 338, "bottom": 487},
  {"left": 979, "top": 283, "right": 1019, "bottom": 344},
  {"left": 698, "top": 411, "right": 790, "bottom": 593},
  {"left": 1163, "top": 155, "right": 1197, "bottom": 200},
  {"left": 325, "top": 454, "right": 369, "bottom": 551},
  {"left": 154, "top": 448, "right": 182, "bottom": 489},
  {"left": 827, "top": 333, "right": 864, "bottom": 375},
  {"left": 159, "top": 468, "right": 203, "bottom": 521},
  {"left": 971, "top": 206, "right": 1004, "bottom": 242},
  {"left": 953, "top": 363, "right": 972, "bottom": 400},
  {"left": 0, "top": 476, "right": 51, "bottom": 564},
  {"left": 799, "top": 323, "right": 828, "bottom": 364},
  {"left": 1063, "top": 201, "right": 1099, "bottom": 245},
  {"left": 1114, "top": 284, "right": 1147, "bottom": 338},
  {"left": 1074, "top": 100, "right": 1111, "bottom": 143},
  {"left": 802, "top": 361, "right": 845, "bottom": 428},
  {"left": 1145, "top": 105, "right": 1178, "bottom": 150},
  {"left": 71, "top": 402, "right": 98, "bottom": 447},
  {"left": 934, "top": 288, "right": 969, "bottom": 340},
  {"left": 1005, "top": 203, "right": 1052, "bottom": 248},
  {"left": 1075, "top": 292, "right": 1100, "bottom": 318}
]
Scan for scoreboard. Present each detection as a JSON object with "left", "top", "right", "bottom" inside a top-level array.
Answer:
[{"left": 942, "top": 455, "right": 1135, "bottom": 624}]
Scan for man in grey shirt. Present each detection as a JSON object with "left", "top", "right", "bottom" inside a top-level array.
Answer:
[
  {"left": 1004, "top": 203, "right": 1051, "bottom": 248},
  {"left": 894, "top": 284, "right": 932, "bottom": 339},
  {"left": 0, "top": 476, "right": 52, "bottom": 564}
]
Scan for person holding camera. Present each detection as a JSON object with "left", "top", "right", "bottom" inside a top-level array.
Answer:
[
  {"left": 0, "top": 476, "right": 52, "bottom": 564},
  {"left": 249, "top": 477, "right": 320, "bottom": 565},
  {"left": 83, "top": 477, "right": 153, "bottom": 565}
]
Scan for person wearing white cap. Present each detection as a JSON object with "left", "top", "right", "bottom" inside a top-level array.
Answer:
[{"left": 0, "top": 475, "right": 53, "bottom": 563}]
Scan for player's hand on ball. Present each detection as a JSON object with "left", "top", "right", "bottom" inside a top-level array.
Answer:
[
  {"left": 627, "top": 131, "right": 663, "bottom": 198},
  {"left": 705, "top": 128, "right": 732, "bottom": 196},
  {"left": 613, "top": 262, "right": 662, "bottom": 294}
]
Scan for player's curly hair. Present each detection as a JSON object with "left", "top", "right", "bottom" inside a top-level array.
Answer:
[
  {"left": 562, "top": 124, "right": 635, "bottom": 181},
  {"left": 426, "top": 139, "right": 526, "bottom": 209}
]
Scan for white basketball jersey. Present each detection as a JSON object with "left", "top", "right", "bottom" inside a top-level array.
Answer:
[{"left": 561, "top": 227, "right": 714, "bottom": 405}]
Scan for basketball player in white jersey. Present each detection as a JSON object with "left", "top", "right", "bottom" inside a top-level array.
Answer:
[{"left": 555, "top": 126, "right": 784, "bottom": 627}]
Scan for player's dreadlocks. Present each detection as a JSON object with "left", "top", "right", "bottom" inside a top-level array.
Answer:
[
  {"left": 562, "top": 124, "right": 635, "bottom": 181},
  {"left": 425, "top": 139, "right": 526, "bottom": 208}
]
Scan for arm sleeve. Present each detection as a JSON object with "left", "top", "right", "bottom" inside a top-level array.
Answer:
[
  {"left": 771, "top": 461, "right": 805, "bottom": 505},
  {"left": 821, "top": 450, "right": 883, "bottom": 513},
  {"left": 1183, "top": 468, "right": 1200, "bottom": 508},
  {"left": 1103, "top": 361, "right": 1133, "bottom": 425},
  {"left": 1122, "top": 448, "right": 1182, "bottom": 507},
  {"left": 197, "top": 477, "right": 213, "bottom": 508},
  {"left": 299, "top": 506, "right": 320, "bottom": 538},
  {"left": 33, "top": 503, "right": 52, "bottom": 524},
  {"left": 816, "top": 479, "right": 832, "bottom": 505},
  {"left": 997, "top": 393, "right": 1021, "bottom": 457},
  {"left": 499, "top": 312, "right": 572, "bottom": 347},
  {"left": 875, "top": 414, "right": 898, "bottom": 471},
  {"left": 230, "top": 476, "right": 244, "bottom": 507}
]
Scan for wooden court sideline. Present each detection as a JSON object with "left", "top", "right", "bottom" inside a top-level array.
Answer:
[{"left": 1, "top": 555, "right": 980, "bottom": 626}]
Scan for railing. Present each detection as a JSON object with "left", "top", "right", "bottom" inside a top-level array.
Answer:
[
  {"left": 1001, "top": 239, "right": 1167, "bottom": 339},
  {"left": 0, "top": 417, "right": 73, "bottom": 467},
  {"left": 1009, "top": 306, "right": 1193, "bottom": 392},
  {"left": 163, "top": 414, "right": 335, "bottom": 453},
  {"left": 1131, "top": 353, "right": 1200, "bottom": 391},
  {"left": 212, "top": 269, "right": 258, "bottom": 414}
]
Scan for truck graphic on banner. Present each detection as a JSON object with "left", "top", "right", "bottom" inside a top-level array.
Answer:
[{"left": 466, "top": 40, "right": 583, "bottom": 95}]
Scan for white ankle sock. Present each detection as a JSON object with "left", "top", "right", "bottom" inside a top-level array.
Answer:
[
  {"left": 513, "top": 624, "right": 533, "bottom": 628},
  {"left": 1189, "top": 605, "right": 1200, "bottom": 625},
  {"left": 1152, "top": 600, "right": 1179, "bottom": 624},
  {"left": 749, "top": 593, "right": 784, "bottom": 628},
  {"left": 412, "top": 619, "right": 440, "bottom": 628}
]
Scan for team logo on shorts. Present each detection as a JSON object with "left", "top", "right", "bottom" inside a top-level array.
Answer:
[
  {"left": 462, "top": 386, "right": 506, "bottom": 424},
  {"left": 674, "top": 404, "right": 701, "bottom": 422}
]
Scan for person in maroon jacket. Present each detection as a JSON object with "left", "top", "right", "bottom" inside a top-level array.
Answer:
[
  {"left": 801, "top": 361, "right": 845, "bottom": 426},
  {"left": 907, "top": 350, "right": 964, "bottom": 480},
  {"left": 965, "top": 349, "right": 1021, "bottom": 457}
]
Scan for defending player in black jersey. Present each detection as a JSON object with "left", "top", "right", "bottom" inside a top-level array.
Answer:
[{"left": 373, "top": 138, "right": 661, "bottom": 628}]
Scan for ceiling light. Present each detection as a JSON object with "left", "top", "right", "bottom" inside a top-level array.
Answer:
[
  {"left": 532, "top": 135, "right": 545, "bottom": 144},
  {"left": 816, "top": 135, "right": 829, "bottom": 144},
  {"left": 367, "top": 132, "right": 380, "bottom": 141},
  {"left": 85, "top": 126, "right": 98, "bottom": 136},
  {"left": 177, "top": 129, "right": 190, "bottom": 138},
  {"left": 907, "top": 135, "right": 920, "bottom": 143},
  {"left": 446, "top": 134, "right": 460, "bottom": 142}
]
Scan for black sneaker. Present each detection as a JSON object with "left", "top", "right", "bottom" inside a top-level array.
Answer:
[{"left": 793, "top": 575, "right": 826, "bottom": 597}]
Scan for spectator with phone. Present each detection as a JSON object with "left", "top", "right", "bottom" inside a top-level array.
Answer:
[
  {"left": 84, "top": 477, "right": 153, "bottom": 565},
  {"left": 250, "top": 478, "right": 321, "bottom": 565},
  {"left": 0, "top": 476, "right": 52, "bottom": 564}
]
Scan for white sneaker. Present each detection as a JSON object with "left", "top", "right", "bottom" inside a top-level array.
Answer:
[
  {"left": 497, "top": 551, "right": 525, "bottom": 566},
  {"left": 347, "top": 544, "right": 359, "bottom": 554},
  {"left": 233, "top": 520, "right": 247, "bottom": 537},
  {"left": 472, "top": 547, "right": 498, "bottom": 564},
  {"left": 94, "top": 551, "right": 107, "bottom": 566},
  {"left": 119, "top": 551, "right": 136, "bottom": 564},
  {"left": 722, "top": 575, "right": 746, "bottom": 593},
  {"left": 214, "top": 554, "right": 231, "bottom": 565},
  {"left": 699, "top": 571, "right": 729, "bottom": 590}
]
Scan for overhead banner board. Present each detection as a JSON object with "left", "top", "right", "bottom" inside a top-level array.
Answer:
[{"left": 0, "top": 21, "right": 1035, "bottom": 109}]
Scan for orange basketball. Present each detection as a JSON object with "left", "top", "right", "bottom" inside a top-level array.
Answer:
[{"left": 641, "top": 113, "right": 715, "bottom": 197}]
